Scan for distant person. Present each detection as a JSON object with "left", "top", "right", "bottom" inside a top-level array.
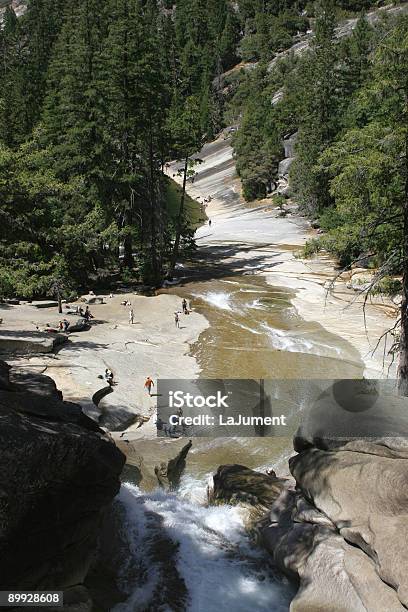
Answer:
[
  {"left": 105, "top": 368, "right": 114, "bottom": 385},
  {"left": 84, "top": 306, "right": 93, "bottom": 321},
  {"left": 109, "top": 293, "right": 114, "bottom": 299},
  {"left": 58, "top": 321, "right": 63, "bottom": 331},
  {"left": 175, "top": 312, "right": 180, "bottom": 328},
  {"left": 209, "top": 219, "right": 212, "bottom": 227},
  {"left": 182, "top": 299, "right": 188, "bottom": 314},
  {"left": 63, "top": 319, "right": 70, "bottom": 332},
  {"left": 145, "top": 376, "right": 154, "bottom": 395},
  {"left": 78, "top": 306, "right": 84, "bottom": 317},
  {"left": 129, "top": 308, "right": 134, "bottom": 325}
]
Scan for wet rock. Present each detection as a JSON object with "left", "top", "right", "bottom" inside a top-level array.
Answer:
[
  {"left": 210, "top": 464, "right": 289, "bottom": 509},
  {"left": 0, "top": 361, "right": 125, "bottom": 596},
  {"left": 155, "top": 440, "right": 192, "bottom": 490}
]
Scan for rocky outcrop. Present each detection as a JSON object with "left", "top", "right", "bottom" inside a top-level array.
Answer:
[
  {"left": 277, "top": 132, "right": 297, "bottom": 198},
  {"left": 0, "top": 331, "right": 67, "bottom": 356},
  {"left": 210, "top": 464, "right": 288, "bottom": 509},
  {"left": 0, "top": 360, "right": 125, "bottom": 607},
  {"left": 155, "top": 440, "right": 193, "bottom": 490},
  {"left": 263, "top": 385, "right": 408, "bottom": 611}
]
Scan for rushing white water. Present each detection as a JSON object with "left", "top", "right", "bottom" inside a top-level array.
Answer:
[
  {"left": 195, "top": 291, "right": 234, "bottom": 311},
  {"left": 113, "top": 481, "right": 292, "bottom": 612},
  {"left": 261, "top": 322, "right": 343, "bottom": 357}
]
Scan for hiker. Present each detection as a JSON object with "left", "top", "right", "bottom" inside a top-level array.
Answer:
[
  {"left": 58, "top": 321, "right": 63, "bottom": 331},
  {"left": 175, "top": 312, "right": 180, "bottom": 328},
  {"left": 182, "top": 298, "right": 188, "bottom": 314},
  {"left": 129, "top": 308, "right": 134, "bottom": 324},
  {"left": 105, "top": 368, "right": 114, "bottom": 385},
  {"left": 144, "top": 376, "right": 154, "bottom": 395},
  {"left": 78, "top": 306, "right": 84, "bottom": 317},
  {"left": 63, "top": 319, "right": 70, "bottom": 332},
  {"left": 84, "top": 306, "right": 93, "bottom": 321},
  {"left": 209, "top": 219, "right": 212, "bottom": 227}
]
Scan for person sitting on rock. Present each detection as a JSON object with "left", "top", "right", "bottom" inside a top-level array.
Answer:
[
  {"left": 105, "top": 368, "right": 114, "bottom": 385},
  {"left": 84, "top": 306, "right": 93, "bottom": 321},
  {"left": 63, "top": 319, "right": 70, "bottom": 332}
]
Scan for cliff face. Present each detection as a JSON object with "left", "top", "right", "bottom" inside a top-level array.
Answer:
[
  {"left": 213, "top": 388, "right": 408, "bottom": 612},
  {"left": 0, "top": 361, "right": 125, "bottom": 603},
  {"left": 268, "top": 393, "right": 408, "bottom": 611}
]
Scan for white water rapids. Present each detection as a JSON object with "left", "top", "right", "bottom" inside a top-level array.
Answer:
[{"left": 112, "top": 478, "right": 293, "bottom": 612}]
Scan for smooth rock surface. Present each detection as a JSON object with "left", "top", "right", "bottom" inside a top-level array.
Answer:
[
  {"left": 258, "top": 389, "right": 408, "bottom": 611},
  {"left": 0, "top": 332, "right": 67, "bottom": 355}
]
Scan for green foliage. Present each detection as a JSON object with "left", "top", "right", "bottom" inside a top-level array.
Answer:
[
  {"left": 0, "top": 0, "right": 232, "bottom": 294},
  {"left": 300, "top": 238, "right": 322, "bottom": 258},
  {"left": 166, "top": 179, "right": 206, "bottom": 230}
]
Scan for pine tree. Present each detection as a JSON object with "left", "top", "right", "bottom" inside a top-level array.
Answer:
[
  {"left": 291, "top": 0, "right": 338, "bottom": 214},
  {"left": 0, "top": 6, "right": 26, "bottom": 146}
]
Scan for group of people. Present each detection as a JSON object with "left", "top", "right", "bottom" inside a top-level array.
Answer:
[
  {"left": 58, "top": 319, "right": 70, "bottom": 332},
  {"left": 77, "top": 305, "right": 93, "bottom": 321},
  {"left": 120, "top": 299, "right": 135, "bottom": 324},
  {"left": 174, "top": 298, "right": 191, "bottom": 328}
]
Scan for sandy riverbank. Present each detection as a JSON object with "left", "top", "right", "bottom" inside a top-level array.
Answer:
[{"left": 167, "top": 135, "right": 398, "bottom": 379}]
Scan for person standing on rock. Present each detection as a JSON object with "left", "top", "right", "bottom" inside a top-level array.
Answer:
[
  {"left": 182, "top": 299, "right": 188, "bottom": 314},
  {"left": 175, "top": 312, "right": 180, "bottom": 328},
  {"left": 209, "top": 219, "right": 212, "bottom": 227},
  {"left": 145, "top": 376, "right": 154, "bottom": 395},
  {"left": 129, "top": 307, "right": 134, "bottom": 325}
]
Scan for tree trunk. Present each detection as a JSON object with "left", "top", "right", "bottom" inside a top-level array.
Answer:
[
  {"left": 122, "top": 232, "right": 133, "bottom": 269},
  {"left": 57, "top": 290, "right": 62, "bottom": 315},
  {"left": 398, "top": 109, "right": 408, "bottom": 395},
  {"left": 169, "top": 155, "right": 188, "bottom": 275}
]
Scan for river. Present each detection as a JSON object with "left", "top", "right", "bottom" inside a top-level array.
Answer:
[{"left": 109, "top": 138, "right": 386, "bottom": 611}]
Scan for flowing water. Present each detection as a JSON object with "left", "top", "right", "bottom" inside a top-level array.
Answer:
[
  {"left": 112, "top": 480, "right": 294, "bottom": 612},
  {"left": 111, "top": 274, "right": 364, "bottom": 611},
  {"left": 186, "top": 275, "right": 363, "bottom": 379}
]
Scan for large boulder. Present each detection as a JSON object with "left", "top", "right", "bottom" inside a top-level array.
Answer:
[
  {"left": 68, "top": 318, "right": 90, "bottom": 333},
  {"left": 0, "top": 361, "right": 125, "bottom": 602},
  {"left": 210, "top": 464, "right": 289, "bottom": 509},
  {"left": 154, "top": 440, "right": 192, "bottom": 491},
  {"left": 0, "top": 331, "right": 67, "bottom": 356},
  {"left": 80, "top": 295, "right": 105, "bottom": 305},
  {"left": 259, "top": 383, "right": 408, "bottom": 611}
]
